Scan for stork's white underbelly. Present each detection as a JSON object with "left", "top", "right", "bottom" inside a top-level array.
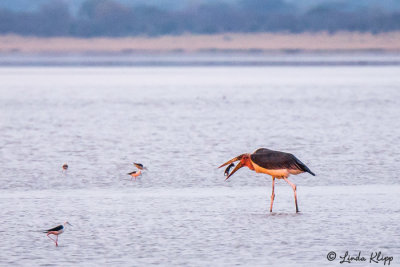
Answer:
[{"left": 251, "top": 162, "right": 303, "bottom": 178}]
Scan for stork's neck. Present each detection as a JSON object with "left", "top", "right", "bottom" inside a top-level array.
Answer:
[{"left": 242, "top": 154, "right": 255, "bottom": 170}]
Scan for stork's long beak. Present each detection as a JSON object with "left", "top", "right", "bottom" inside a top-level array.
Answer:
[
  {"left": 225, "top": 161, "right": 243, "bottom": 180},
  {"left": 218, "top": 154, "right": 244, "bottom": 168}
]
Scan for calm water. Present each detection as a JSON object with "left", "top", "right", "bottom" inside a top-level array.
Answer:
[{"left": 0, "top": 66, "right": 399, "bottom": 266}]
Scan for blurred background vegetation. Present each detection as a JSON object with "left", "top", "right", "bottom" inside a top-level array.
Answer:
[{"left": 0, "top": 0, "right": 400, "bottom": 37}]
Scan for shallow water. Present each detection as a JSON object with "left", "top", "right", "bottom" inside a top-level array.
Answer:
[{"left": 0, "top": 66, "right": 399, "bottom": 266}]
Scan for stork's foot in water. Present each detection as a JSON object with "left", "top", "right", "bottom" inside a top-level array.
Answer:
[
  {"left": 293, "top": 185, "right": 299, "bottom": 213},
  {"left": 269, "top": 177, "right": 276, "bottom": 212},
  {"left": 270, "top": 193, "right": 275, "bottom": 212},
  {"left": 294, "top": 198, "right": 300, "bottom": 213}
]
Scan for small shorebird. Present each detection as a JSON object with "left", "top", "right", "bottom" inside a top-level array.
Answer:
[
  {"left": 133, "top": 163, "right": 147, "bottom": 170},
  {"left": 127, "top": 170, "right": 141, "bottom": 181},
  {"left": 43, "top": 221, "right": 72, "bottom": 247},
  {"left": 62, "top": 163, "right": 68, "bottom": 171},
  {"left": 219, "top": 148, "right": 315, "bottom": 213}
]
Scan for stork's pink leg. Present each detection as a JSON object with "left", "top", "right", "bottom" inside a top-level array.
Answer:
[
  {"left": 270, "top": 177, "right": 275, "bottom": 212},
  {"left": 283, "top": 178, "right": 299, "bottom": 213},
  {"left": 56, "top": 235, "right": 58, "bottom": 247}
]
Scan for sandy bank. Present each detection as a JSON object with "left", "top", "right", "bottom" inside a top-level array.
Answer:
[{"left": 1, "top": 32, "right": 400, "bottom": 54}]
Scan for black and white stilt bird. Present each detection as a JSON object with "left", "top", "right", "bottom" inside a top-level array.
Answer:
[
  {"left": 133, "top": 162, "right": 147, "bottom": 170},
  {"left": 43, "top": 221, "right": 72, "bottom": 247},
  {"left": 127, "top": 170, "right": 141, "bottom": 181},
  {"left": 127, "top": 162, "right": 147, "bottom": 181},
  {"left": 219, "top": 148, "right": 315, "bottom": 213}
]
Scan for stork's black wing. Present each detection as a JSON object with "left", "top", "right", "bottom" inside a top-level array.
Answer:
[
  {"left": 251, "top": 148, "right": 315, "bottom": 176},
  {"left": 44, "top": 225, "right": 63, "bottom": 233},
  {"left": 253, "top": 148, "right": 274, "bottom": 154}
]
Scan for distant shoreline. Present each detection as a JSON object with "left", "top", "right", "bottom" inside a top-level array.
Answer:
[{"left": 1, "top": 32, "right": 400, "bottom": 54}]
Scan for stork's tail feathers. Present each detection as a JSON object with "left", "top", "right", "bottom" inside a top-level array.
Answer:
[
  {"left": 294, "top": 157, "right": 315, "bottom": 176},
  {"left": 306, "top": 169, "right": 316, "bottom": 176}
]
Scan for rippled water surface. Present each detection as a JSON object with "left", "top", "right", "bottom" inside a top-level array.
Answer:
[{"left": 0, "top": 66, "right": 399, "bottom": 266}]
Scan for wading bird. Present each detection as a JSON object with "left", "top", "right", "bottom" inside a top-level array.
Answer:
[
  {"left": 43, "top": 221, "right": 72, "bottom": 247},
  {"left": 127, "top": 170, "right": 141, "bottom": 181},
  {"left": 219, "top": 148, "right": 315, "bottom": 213},
  {"left": 133, "top": 163, "right": 147, "bottom": 170},
  {"left": 62, "top": 163, "right": 68, "bottom": 171}
]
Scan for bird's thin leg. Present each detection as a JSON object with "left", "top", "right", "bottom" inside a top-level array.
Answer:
[
  {"left": 270, "top": 177, "right": 275, "bottom": 212},
  {"left": 56, "top": 235, "right": 58, "bottom": 246},
  {"left": 47, "top": 234, "right": 56, "bottom": 244},
  {"left": 283, "top": 178, "right": 299, "bottom": 213}
]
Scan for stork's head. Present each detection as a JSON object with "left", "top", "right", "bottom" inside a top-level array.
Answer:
[
  {"left": 64, "top": 221, "right": 72, "bottom": 227},
  {"left": 219, "top": 153, "right": 252, "bottom": 180}
]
